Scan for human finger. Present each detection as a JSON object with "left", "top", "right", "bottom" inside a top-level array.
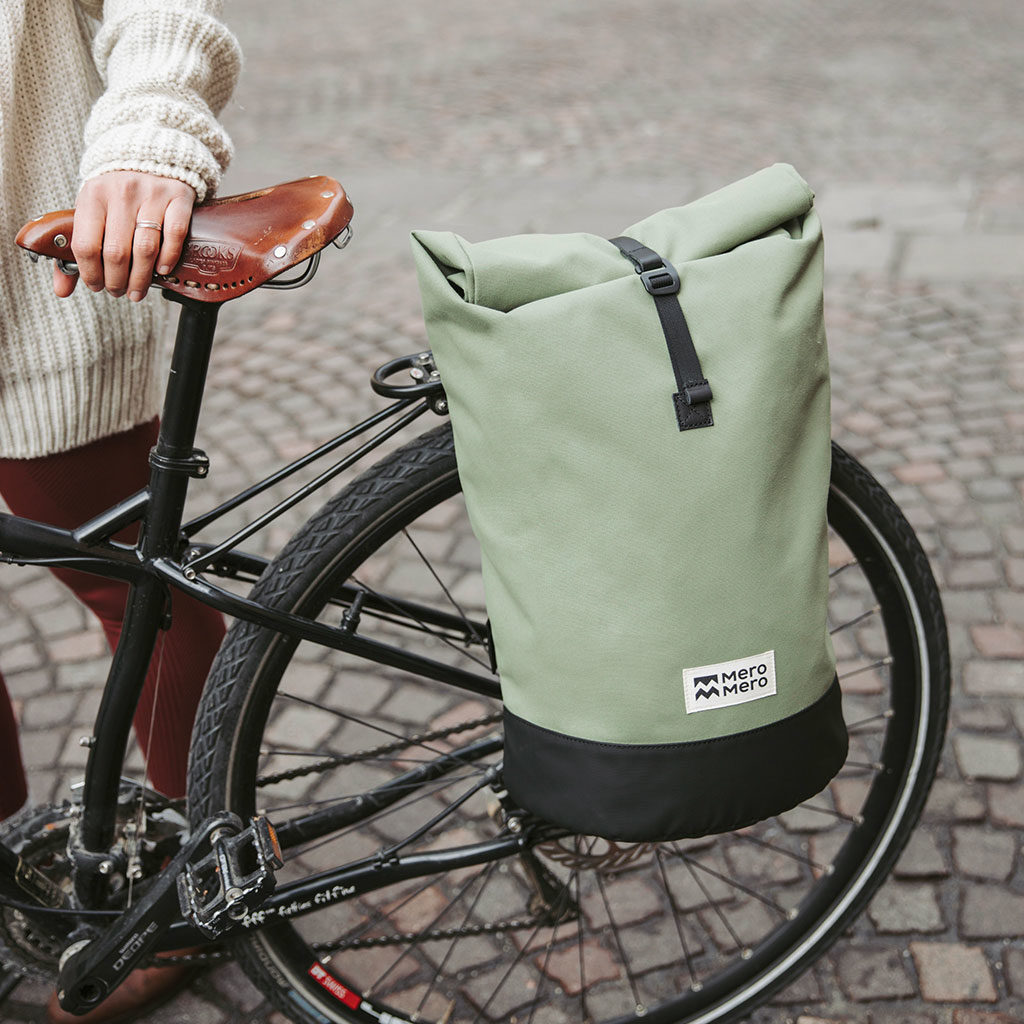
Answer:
[
  {"left": 126, "top": 214, "right": 165, "bottom": 302},
  {"left": 98, "top": 200, "right": 135, "bottom": 297},
  {"left": 155, "top": 192, "right": 195, "bottom": 278},
  {"left": 52, "top": 261, "right": 78, "bottom": 298},
  {"left": 126, "top": 182, "right": 195, "bottom": 301},
  {"left": 69, "top": 180, "right": 109, "bottom": 293}
]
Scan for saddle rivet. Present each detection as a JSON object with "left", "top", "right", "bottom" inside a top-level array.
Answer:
[
  {"left": 54, "top": 234, "right": 68, "bottom": 248},
  {"left": 302, "top": 220, "right": 316, "bottom": 229},
  {"left": 273, "top": 245, "right": 287, "bottom": 258},
  {"left": 321, "top": 191, "right": 335, "bottom": 199}
]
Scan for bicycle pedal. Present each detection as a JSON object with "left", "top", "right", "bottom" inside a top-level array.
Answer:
[
  {"left": 58, "top": 812, "right": 241, "bottom": 1015},
  {"left": 176, "top": 816, "right": 283, "bottom": 938}
]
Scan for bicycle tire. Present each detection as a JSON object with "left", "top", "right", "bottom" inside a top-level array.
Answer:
[{"left": 189, "top": 423, "right": 949, "bottom": 1024}]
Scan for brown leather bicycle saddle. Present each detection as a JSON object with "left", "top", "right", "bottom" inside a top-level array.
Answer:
[{"left": 15, "top": 175, "right": 354, "bottom": 304}]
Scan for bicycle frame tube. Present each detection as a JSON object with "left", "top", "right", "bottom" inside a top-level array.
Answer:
[{"left": 74, "top": 295, "right": 219, "bottom": 893}]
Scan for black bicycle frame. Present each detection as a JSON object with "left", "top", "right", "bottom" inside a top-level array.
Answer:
[{"left": 0, "top": 291, "right": 500, "bottom": 912}]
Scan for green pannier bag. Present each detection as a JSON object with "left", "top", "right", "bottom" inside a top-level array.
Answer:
[{"left": 411, "top": 164, "right": 846, "bottom": 842}]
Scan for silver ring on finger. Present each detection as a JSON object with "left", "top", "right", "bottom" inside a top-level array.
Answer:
[{"left": 135, "top": 220, "right": 163, "bottom": 232}]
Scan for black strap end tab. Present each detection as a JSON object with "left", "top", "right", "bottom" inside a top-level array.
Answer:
[{"left": 673, "top": 392, "right": 714, "bottom": 431}]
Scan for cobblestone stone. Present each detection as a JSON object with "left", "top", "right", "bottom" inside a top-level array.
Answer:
[
  {"left": 959, "top": 884, "right": 1024, "bottom": 939},
  {"left": 970, "top": 624, "right": 1024, "bottom": 659},
  {"left": 992, "top": 590, "right": 1024, "bottom": 626},
  {"left": 953, "top": 734, "right": 1022, "bottom": 782},
  {"left": 969, "top": 477, "right": 1018, "bottom": 502},
  {"left": 1003, "top": 947, "right": 1024, "bottom": 997},
  {"left": 910, "top": 942, "right": 999, "bottom": 1003},
  {"left": 143, "top": 990, "right": 227, "bottom": 1023},
  {"left": 20, "top": 728, "right": 67, "bottom": 770},
  {"left": 951, "top": 1011, "right": 1023, "bottom": 1024},
  {"left": 922, "top": 780, "right": 988, "bottom": 824},
  {"left": 47, "top": 630, "right": 106, "bottom": 664},
  {"left": 1004, "top": 557, "right": 1024, "bottom": 590},
  {"left": 836, "top": 947, "right": 917, "bottom": 1001},
  {"left": 765, "top": 967, "right": 824, "bottom": 1006},
  {"left": 893, "top": 462, "right": 948, "bottom": 486},
  {"left": 951, "top": 826, "right": 1019, "bottom": 881},
  {"left": 794, "top": 1018, "right": 850, "bottom": 1024},
  {"left": 868, "top": 882, "right": 946, "bottom": 934},
  {"left": 946, "top": 559, "right": 1005, "bottom": 590},
  {"left": 942, "top": 592, "right": 996, "bottom": 626},
  {"left": 963, "top": 660, "right": 1024, "bottom": 698},
  {"left": 988, "top": 783, "right": 1024, "bottom": 828},
  {"left": 869, "top": 1013, "right": 937, "bottom": 1024},
  {"left": 17, "top": 692, "right": 79, "bottom": 730},
  {"left": 894, "top": 829, "right": 950, "bottom": 880},
  {"left": 955, "top": 704, "right": 1009, "bottom": 731}
]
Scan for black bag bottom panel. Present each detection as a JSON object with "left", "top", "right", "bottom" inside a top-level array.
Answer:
[{"left": 502, "top": 676, "right": 848, "bottom": 842}]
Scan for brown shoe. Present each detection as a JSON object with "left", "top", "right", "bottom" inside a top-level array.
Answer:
[{"left": 46, "top": 958, "right": 196, "bottom": 1024}]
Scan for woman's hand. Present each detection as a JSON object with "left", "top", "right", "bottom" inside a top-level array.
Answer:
[{"left": 53, "top": 171, "right": 196, "bottom": 301}]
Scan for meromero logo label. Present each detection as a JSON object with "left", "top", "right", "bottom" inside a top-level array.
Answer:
[{"left": 682, "top": 650, "right": 777, "bottom": 714}]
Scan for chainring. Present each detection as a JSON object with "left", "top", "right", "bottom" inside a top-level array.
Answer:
[
  {"left": 0, "top": 786, "right": 189, "bottom": 979},
  {"left": 0, "top": 803, "right": 76, "bottom": 978}
]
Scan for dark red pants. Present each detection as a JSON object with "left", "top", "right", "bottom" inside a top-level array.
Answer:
[{"left": 0, "top": 420, "right": 225, "bottom": 818}]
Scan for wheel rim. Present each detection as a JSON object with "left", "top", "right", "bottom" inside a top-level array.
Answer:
[{"left": 212, "top": 439, "right": 946, "bottom": 1024}]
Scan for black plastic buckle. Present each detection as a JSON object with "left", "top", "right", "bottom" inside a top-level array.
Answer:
[{"left": 639, "top": 261, "right": 680, "bottom": 296}]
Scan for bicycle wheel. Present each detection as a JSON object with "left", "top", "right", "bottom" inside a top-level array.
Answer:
[{"left": 189, "top": 423, "right": 949, "bottom": 1024}]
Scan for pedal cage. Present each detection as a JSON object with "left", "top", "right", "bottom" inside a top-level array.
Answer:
[{"left": 177, "top": 817, "right": 283, "bottom": 938}]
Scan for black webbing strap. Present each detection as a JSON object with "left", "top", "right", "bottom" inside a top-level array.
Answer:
[{"left": 609, "top": 236, "right": 713, "bottom": 431}]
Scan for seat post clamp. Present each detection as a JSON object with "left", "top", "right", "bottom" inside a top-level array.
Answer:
[{"left": 149, "top": 447, "right": 211, "bottom": 479}]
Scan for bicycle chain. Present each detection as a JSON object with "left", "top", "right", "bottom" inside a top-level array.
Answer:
[
  {"left": 149, "top": 712, "right": 506, "bottom": 967},
  {"left": 256, "top": 711, "right": 502, "bottom": 787},
  {"left": 146, "top": 914, "right": 546, "bottom": 967},
  {"left": 312, "top": 914, "right": 550, "bottom": 954}
]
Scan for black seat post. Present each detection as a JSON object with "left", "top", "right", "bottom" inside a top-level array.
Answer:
[
  {"left": 145, "top": 294, "right": 220, "bottom": 552},
  {"left": 77, "top": 293, "right": 220, "bottom": 873}
]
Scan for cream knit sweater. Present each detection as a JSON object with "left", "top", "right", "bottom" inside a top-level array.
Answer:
[{"left": 0, "top": 0, "right": 241, "bottom": 458}]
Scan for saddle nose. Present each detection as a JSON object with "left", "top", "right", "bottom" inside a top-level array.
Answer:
[{"left": 16, "top": 175, "right": 354, "bottom": 303}]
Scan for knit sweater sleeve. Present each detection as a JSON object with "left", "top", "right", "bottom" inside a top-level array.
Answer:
[{"left": 79, "top": 0, "right": 242, "bottom": 202}]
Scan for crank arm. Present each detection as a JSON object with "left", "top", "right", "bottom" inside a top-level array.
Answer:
[{"left": 56, "top": 813, "right": 247, "bottom": 1016}]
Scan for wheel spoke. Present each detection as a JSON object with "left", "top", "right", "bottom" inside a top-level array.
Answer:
[
  {"left": 654, "top": 846, "right": 702, "bottom": 991},
  {"left": 675, "top": 851, "right": 797, "bottom": 921},
  {"left": 414, "top": 862, "right": 499, "bottom": 1017},
  {"left": 401, "top": 528, "right": 489, "bottom": 648},
  {"left": 676, "top": 845, "right": 749, "bottom": 958},
  {"left": 839, "top": 656, "right": 893, "bottom": 680},
  {"left": 731, "top": 831, "right": 830, "bottom": 875},
  {"left": 353, "top": 574, "right": 494, "bottom": 672},
  {"left": 846, "top": 709, "right": 895, "bottom": 734},
  {"left": 365, "top": 862, "right": 491, "bottom": 999},
  {"left": 594, "top": 868, "right": 644, "bottom": 1014},
  {"left": 830, "top": 604, "right": 881, "bottom": 635}
]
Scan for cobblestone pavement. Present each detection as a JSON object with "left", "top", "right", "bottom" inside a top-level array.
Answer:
[{"left": 3, "top": 1, "right": 1023, "bottom": 1021}]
